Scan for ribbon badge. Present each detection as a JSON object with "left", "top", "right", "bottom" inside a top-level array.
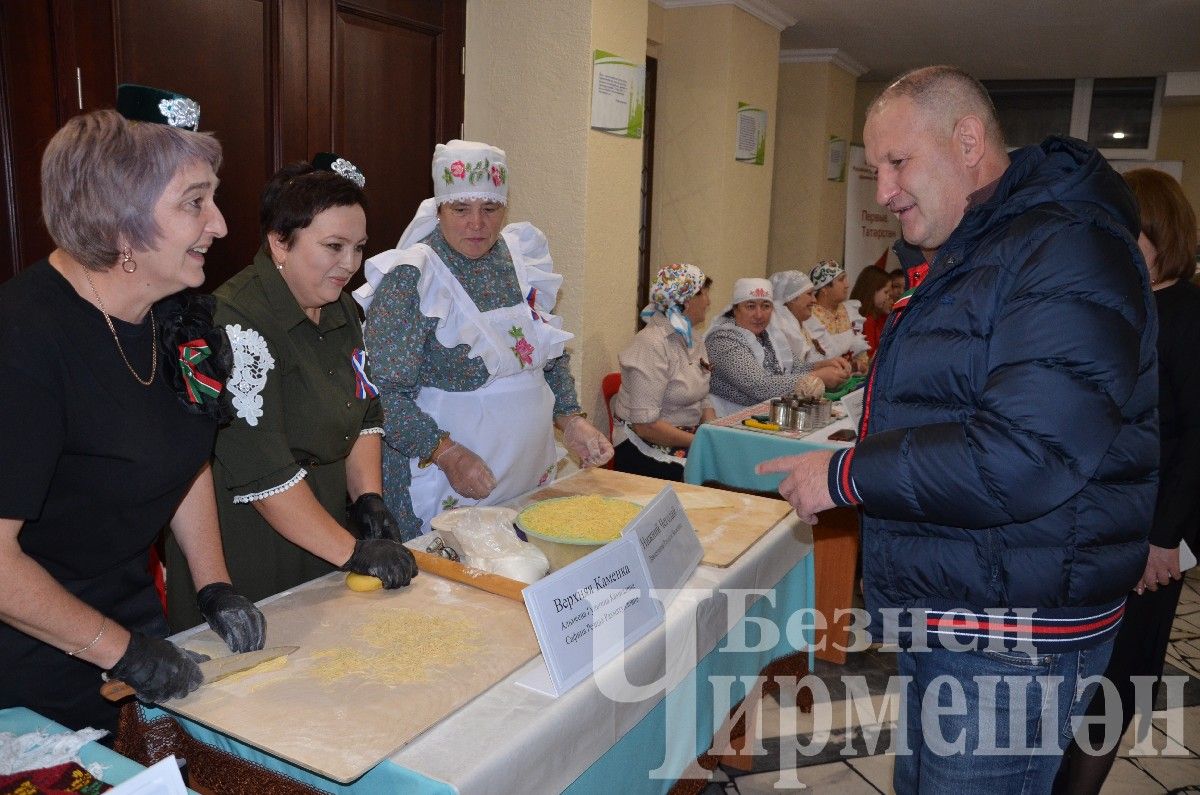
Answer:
[
  {"left": 351, "top": 348, "right": 379, "bottom": 399},
  {"left": 178, "top": 339, "right": 223, "bottom": 404}
]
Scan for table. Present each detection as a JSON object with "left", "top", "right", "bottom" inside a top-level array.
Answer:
[
  {"left": 684, "top": 416, "right": 860, "bottom": 664},
  {"left": 145, "top": 485, "right": 816, "bottom": 793},
  {"left": 0, "top": 706, "right": 155, "bottom": 786}
]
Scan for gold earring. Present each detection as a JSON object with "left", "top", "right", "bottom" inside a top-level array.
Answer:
[{"left": 120, "top": 249, "right": 137, "bottom": 274}]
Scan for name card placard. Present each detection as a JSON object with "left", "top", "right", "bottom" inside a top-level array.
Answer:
[
  {"left": 622, "top": 485, "right": 703, "bottom": 603},
  {"left": 521, "top": 534, "right": 664, "bottom": 696}
]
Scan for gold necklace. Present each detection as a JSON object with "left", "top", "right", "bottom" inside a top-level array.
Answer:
[{"left": 80, "top": 267, "right": 157, "bottom": 387}]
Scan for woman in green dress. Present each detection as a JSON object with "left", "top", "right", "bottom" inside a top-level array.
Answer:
[{"left": 168, "top": 154, "right": 416, "bottom": 631}]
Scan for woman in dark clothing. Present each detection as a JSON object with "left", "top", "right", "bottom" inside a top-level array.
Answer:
[
  {"left": 0, "top": 85, "right": 263, "bottom": 734},
  {"left": 1055, "top": 168, "right": 1200, "bottom": 793},
  {"left": 167, "top": 155, "right": 418, "bottom": 633}
]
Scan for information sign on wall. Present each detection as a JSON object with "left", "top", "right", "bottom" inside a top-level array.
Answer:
[
  {"left": 735, "top": 103, "right": 768, "bottom": 165},
  {"left": 591, "top": 50, "right": 645, "bottom": 138}
]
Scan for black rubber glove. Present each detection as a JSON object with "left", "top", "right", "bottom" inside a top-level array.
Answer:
[
  {"left": 197, "top": 582, "right": 266, "bottom": 653},
  {"left": 106, "top": 631, "right": 209, "bottom": 703},
  {"left": 348, "top": 492, "right": 403, "bottom": 542},
  {"left": 340, "top": 538, "right": 417, "bottom": 588}
]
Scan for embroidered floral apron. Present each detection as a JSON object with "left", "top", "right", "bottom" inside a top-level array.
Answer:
[{"left": 405, "top": 246, "right": 564, "bottom": 530}]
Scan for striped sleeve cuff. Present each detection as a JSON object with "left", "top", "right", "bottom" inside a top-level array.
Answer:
[{"left": 827, "top": 448, "right": 862, "bottom": 507}]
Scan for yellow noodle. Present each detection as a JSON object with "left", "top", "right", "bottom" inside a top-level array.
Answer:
[
  {"left": 308, "top": 608, "right": 483, "bottom": 685},
  {"left": 520, "top": 495, "right": 641, "bottom": 542}
]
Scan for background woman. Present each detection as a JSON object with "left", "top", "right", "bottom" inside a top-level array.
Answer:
[
  {"left": 359, "top": 140, "right": 612, "bottom": 539},
  {"left": 767, "top": 270, "right": 852, "bottom": 387},
  {"left": 805, "top": 259, "right": 870, "bottom": 372},
  {"left": 705, "top": 278, "right": 827, "bottom": 416},
  {"left": 168, "top": 154, "right": 417, "bottom": 633},
  {"left": 849, "top": 266, "right": 895, "bottom": 356},
  {"left": 1055, "top": 168, "right": 1200, "bottom": 793},
  {"left": 0, "top": 86, "right": 263, "bottom": 733},
  {"left": 610, "top": 264, "right": 714, "bottom": 481}
]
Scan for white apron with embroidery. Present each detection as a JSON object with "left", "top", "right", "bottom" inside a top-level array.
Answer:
[{"left": 356, "top": 202, "right": 573, "bottom": 532}]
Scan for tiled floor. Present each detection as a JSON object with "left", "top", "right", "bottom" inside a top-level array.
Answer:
[{"left": 700, "top": 570, "right": 1200, "bottom": 793}]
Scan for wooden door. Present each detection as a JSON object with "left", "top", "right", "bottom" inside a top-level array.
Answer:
[
  {"left": 316, "top": 0, "right": 464, "bottom": 259},
  {"left": 0, "top": 0, "right": 463, "bottom": 289}
]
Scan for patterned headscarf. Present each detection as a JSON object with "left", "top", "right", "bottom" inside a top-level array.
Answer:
[
  {"left": 641, "top": 263, "right": 707, "bottom": 347},
  {"left": 809, "top": 259, "right": 844, "bottom": 292}
]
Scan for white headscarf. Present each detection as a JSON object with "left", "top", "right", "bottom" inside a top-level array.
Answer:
[
  {"left": 433, "top": 140, "right": 508, "bottom": 206},
  {"left": 768, "top": 270, "right": 818, "bottom": 369},
  {"left": 706, "top": 277, "right": 776, "bottom": 366}
]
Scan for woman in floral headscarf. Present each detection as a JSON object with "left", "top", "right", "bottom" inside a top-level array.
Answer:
[
  {"left": 805, "top": 259, "right": 870, "bottom": 373},
  {"left": 357, "top": 141, "right": 612, "bottom": 538},
  {"left": 610, "top": 264, "right": 715, "bottom": 481}
]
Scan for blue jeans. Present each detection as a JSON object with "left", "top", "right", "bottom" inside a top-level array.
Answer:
[{"left": 893, "top": 639, "right": 1113, "bottom": 795}]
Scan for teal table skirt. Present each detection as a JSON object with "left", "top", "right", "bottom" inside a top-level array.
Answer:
[
  {"left": 564, "top": 556, "right": 814, "bottom": 793},
  {"left": 684, "top": 422, "right": 847, "bottom": 491},
  {"left": 143, "top": 558, "right": 814, "bottom": 794}
]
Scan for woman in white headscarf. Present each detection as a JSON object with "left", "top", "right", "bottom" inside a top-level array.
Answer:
[
  {"left": 356, "top": 141, "right": 612, "bottom": 538},
  {"left": 704, "top": 278, "right": 827, "bottom": 417},
  {"left": 805, "top": 259, "right": 870, "bottom": 373},
  {"left": 610, "top": 263, "right": 715, "bottom": 481},
  {"left": 767, "top": 270, "right": 853, "bottom": 388}
]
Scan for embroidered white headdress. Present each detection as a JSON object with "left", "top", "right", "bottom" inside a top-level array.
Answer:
[{"left": 432, "top": 140, "right": 508, "bottom": 206}]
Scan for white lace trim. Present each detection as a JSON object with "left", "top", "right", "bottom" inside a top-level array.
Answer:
[
  {"left": 359, "top": 427, "right": 384, "bottom": 436},
  {"left": 232, "top": 468, "right": 307, "bottom": 504},
  {"left": 225, "top": 324, "right": 275, "bottom": 427}
]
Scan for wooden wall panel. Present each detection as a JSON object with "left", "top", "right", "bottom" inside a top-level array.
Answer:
[
  {"left": 114, "top": 0, "right": 274, "bottom": 289},
  {"left": 334, "top": 7, "right": 437, "bottom": 255},
  {"left": 0, "top": 1, "right": 61, "bottom": 277},
  {"left": 0, "top": 0, "right": 463, "bottom": 288}
]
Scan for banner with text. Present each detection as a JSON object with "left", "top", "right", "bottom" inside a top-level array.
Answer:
[{"left": 844, "top": 144, "right": 902, "bottom": 285}]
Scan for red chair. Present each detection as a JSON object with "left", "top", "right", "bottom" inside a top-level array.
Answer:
[{"left": 601, "top": 372, "right": 621, "bottom": 469}]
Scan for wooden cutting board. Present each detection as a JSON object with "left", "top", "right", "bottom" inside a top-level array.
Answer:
[
  {"left": 508, "top": 468, "right": 792, "bottom": 567},
  {"left": 168, "top": 572, "right": 540, "bottom": 783}
]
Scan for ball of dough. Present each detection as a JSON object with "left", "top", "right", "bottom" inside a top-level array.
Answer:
[{"left": 345, "top": 573, "right": 384, "bottom": 592}]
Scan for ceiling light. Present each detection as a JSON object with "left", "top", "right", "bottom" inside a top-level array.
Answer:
[{"left": 1111, "top": 131, "right": 1126, "bottom": 139}]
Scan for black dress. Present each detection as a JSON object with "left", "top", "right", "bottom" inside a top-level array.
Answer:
[
  {"left": 1078, "top": 279, "right": 1200, "bottom": 740},
  {"left": 0, "top": 261, "right": 216, "bottom": 733}
]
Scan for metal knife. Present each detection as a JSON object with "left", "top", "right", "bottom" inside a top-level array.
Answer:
[{"left": 100, "top": 645, "right": 300, "bottom": 702}]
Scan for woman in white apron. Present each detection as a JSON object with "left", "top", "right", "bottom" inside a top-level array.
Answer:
[
  {"left": 803, "top": 259, "right": 870, "bottom": 372},
  {"left": 704, "top": 278, "right": 827, "bottom": 417},
  {"left": 768, "top": 270, "right": 853, "bottom": 389},
  {"left": 355, "top": 141, "right": 612, "bottom": 538}
]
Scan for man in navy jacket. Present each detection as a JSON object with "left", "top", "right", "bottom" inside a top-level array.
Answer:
[{"left": 759, "top": 66, "right": 1157, "bottom": 793}]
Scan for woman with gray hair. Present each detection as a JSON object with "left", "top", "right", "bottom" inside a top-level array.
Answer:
[{"left": 0, "top": 85, "right": 264, "bottom": 734}]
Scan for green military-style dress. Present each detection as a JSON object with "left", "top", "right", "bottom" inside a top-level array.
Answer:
[{"left": 166, "top": 249, "right": 383, "bottom": 632}]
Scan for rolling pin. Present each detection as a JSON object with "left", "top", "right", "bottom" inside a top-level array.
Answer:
[{"left": 348, "top": 548, "right": 528, "bottom": 602}]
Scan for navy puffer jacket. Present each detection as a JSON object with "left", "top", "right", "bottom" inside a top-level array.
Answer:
[{"left": 835, "top": 137, "right": 1158, "bottom": 651}]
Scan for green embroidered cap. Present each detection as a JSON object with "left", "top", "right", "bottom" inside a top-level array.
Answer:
[{"left": 116, "top": 84, "right": 200, "bottom": 131}]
